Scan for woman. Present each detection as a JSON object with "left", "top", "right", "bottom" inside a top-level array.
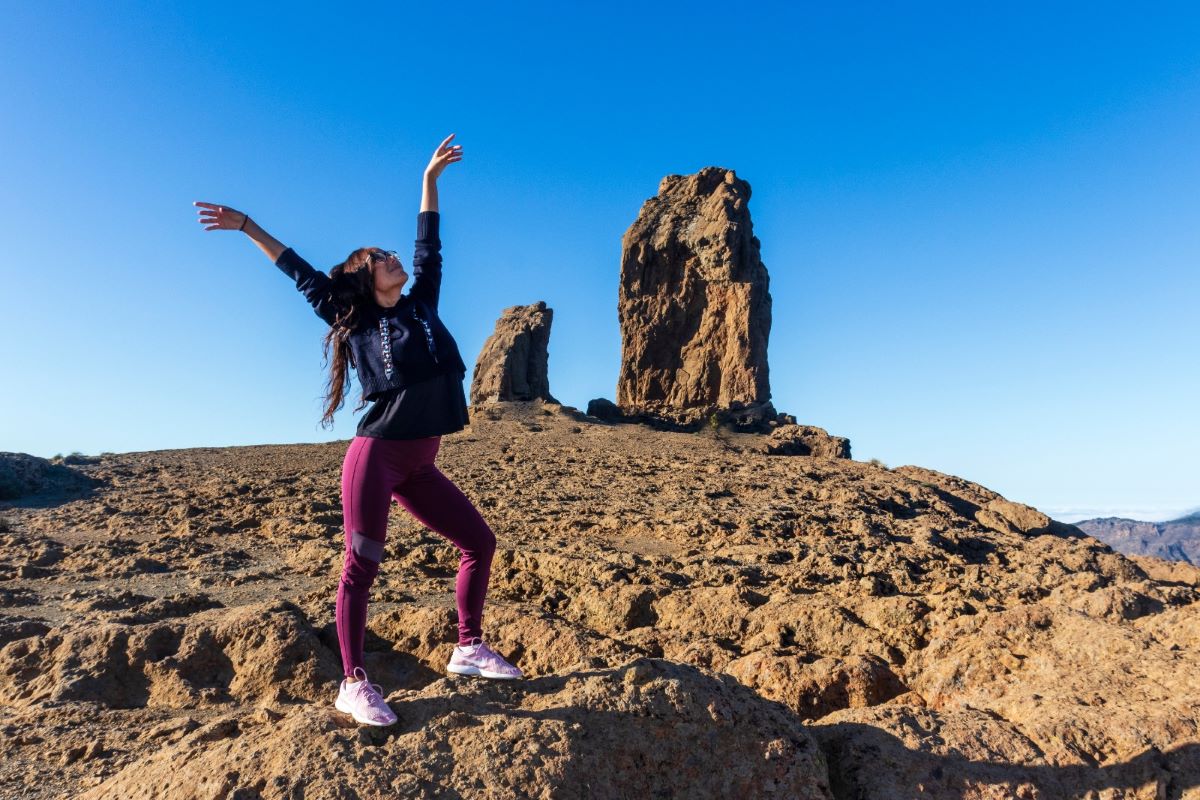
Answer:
[{"left": 195, "top": 133, "right": 521, "bottom": 728}]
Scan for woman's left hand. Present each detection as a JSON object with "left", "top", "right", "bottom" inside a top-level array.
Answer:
[{"left": 424, "top": 133, "right": 463, "bottom": 181}]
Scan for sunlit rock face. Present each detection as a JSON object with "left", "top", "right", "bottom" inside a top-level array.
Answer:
[
  {"left": 617, "top": 167, "right": 774, "bottom": 429},
  {"left": 470, "top": 301, "right": 556, "bottom": 405}
]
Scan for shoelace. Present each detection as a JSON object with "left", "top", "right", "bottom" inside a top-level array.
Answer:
[
  {"left": 349, "top": 679, "right": 385, "bottom": 699},
  {"left": 459, "top": 637, "right": 486, "bottom": 658},
  {"left": 461, "top": 641, "right": 512, "bottom": 671}
]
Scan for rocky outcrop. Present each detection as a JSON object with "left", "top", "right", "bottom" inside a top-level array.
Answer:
[
  {"left": 617, "top": 167, "right": 775, "bottom": 429},
  {"left": 0, "top": 453, "right": 50, "bottom": 499},
  {"left": 0, "top": 452, "right": 96, "bottom": 500},
  {"left": 586, "top": 397, "right": 622, "bottom": 422},
  {"left": 724, "top": 651, "right": 907, "bottom": 720},
  {"left": 811, "top": 703, "right": 1192, "bottom": 799},
  {"left": 765, "top": 424, "right": 852, "bottom": 458},
  {"left": 469, "top": 302, "right": 556, "bottom": 405},
  {"left": 0, "top": 600, "right": 342, "bottom": 709},
  {"left": 80, "top": 660, "right": 833, "bottom": 800}
]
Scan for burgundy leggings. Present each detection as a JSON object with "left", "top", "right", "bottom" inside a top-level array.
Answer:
[{"left": 337, "top": 435, "right": 496, "bottom": 677}]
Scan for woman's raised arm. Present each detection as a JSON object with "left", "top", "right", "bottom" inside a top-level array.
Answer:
[
  {"left": 194, "top": 201, "right": 287, "bottom": 263},
  {"left": 194, "top": 200, "right": 341, "bottom": 326},
  {"left": 420, "top": 133, "right": 462, "bottom": 212}
]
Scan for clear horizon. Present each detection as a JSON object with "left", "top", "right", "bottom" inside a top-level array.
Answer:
[{"left": 2, "top": 3, "right": 1197, "bottom": 522}]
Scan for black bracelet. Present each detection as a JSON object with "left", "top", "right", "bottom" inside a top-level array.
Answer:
[{"left": 239, "top": 214, "right": 249, "bottom": 232}]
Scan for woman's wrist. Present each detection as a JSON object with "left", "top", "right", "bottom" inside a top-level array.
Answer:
[{"left": 420, "top": 174, "right": 439, "bottom": 213}]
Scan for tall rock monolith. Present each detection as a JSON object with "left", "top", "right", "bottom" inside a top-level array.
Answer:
[
  {"left": 471, "top": 301, "right": 557, "bottom": 405},
  {"left": 617, "top": 167, "right": 775, "bottom": 429}
]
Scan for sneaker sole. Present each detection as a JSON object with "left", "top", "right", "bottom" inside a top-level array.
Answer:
[
  {"left": 334, "top": 695, "right": 397, "bottom": 726},
  {"left": 446, "top": 663, "right": 521, "bottom": 680}
]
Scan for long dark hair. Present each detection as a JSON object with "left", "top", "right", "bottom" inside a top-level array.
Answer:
[{"left": 319, "top": 247, "right": 379, "bottom": 428}]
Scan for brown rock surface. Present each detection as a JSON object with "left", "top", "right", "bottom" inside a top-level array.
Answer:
[
  {"left": 77, "top": 660, "right": 831, "bottom": 800},
  {"left": 812, "top": 704, "right": 1197, "bottom": 798},
  {"left": 765, "top": 424, "right": 852, "bottom": 458},
  {"left": 1, "top": 415, "right": 1198, "bottom": 797},
  {"left": 470, "top": 301, "right": 557, "bottom": 405},
  {"left": 616, "top": 167, "right": 774, "bottom": 428},
  {"left": 0, "top": 453, "right": 57, "bottom": 499},
  {"left": 0, "top": 452, "right": 96, "bottom": 500}
]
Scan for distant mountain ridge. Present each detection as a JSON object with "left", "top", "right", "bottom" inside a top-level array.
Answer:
[{"left": 1074, "top": 510, "right": 1200, "bottom": 565}]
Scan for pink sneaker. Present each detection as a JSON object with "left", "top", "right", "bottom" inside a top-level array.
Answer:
[
  {"left": 447, "top": 638, "right": 523, "bottom": 680},
  {"left": 334, "top": 667, "right": 397, "bottom": 726}
]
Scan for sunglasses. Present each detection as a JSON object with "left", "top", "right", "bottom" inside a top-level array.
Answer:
[{"left": 370, "top": 250, "right": 400, "bottom": 263}]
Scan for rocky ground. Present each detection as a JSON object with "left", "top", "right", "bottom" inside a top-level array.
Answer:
[{"left": 1, "top": 402, "right": 1198, "bottom": 799}]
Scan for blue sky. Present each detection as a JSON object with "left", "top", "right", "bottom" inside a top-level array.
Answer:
[{"left": 1, "top": 2, "right": 1197, "bottom": 522}]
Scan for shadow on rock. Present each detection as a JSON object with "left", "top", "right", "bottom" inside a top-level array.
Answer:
[
  {"left": 815, "top": 717, "right": 1200, "bottom": 799},
  {"left": 0, "top": 452, "right": 102, "bottom": 508},
  {"left": 84, "top": 659, "right": 836, "bottom": 800}
]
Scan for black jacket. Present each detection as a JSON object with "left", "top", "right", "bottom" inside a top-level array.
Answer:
[{"left": 274, "top": 211, "right": 467, "bottom": 401}]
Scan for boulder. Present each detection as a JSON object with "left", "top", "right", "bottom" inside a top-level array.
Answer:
[
  {"left": 0, "top": 452, "right": 96, "bottom": 500},
  {"left": 976, "top": 499, "right": 1052, "bottom": 537},
  {"left": 470, "top": 302, "right": 556, "bottom": 405},
  {"left": 765, "top": 424, "right": 852, "bottom": 458},
  {"left": 724, "top": 651, "right": 907, "bottom": 720},
  {"left": 0, "top": 600, "right": 343, "bottom": 709},
  {"left": 586, "top": 397, "right": 622, "bottom": 421},
  {"left": 0, "top": 453, "right": 56, "bottom": 499}
]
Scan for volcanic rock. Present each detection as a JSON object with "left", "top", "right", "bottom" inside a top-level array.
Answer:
[
  {"left": 616, "top": 167, "right": 774, "bottom": 429},
  {"left": 0, "top": 452, "right": 96, "bottom": 500},
  {"left": 0, "top": 600, "right": 342, "bottom": 709},
  {"left": 470, "top": 301, "right": 557, "bottom": 405},
  {"left": 78, "top": 660, "right": 833, "bottom": 800},
  {"left": 765, "top": 424, "right": 852, "bottom": 458},
  {"left": 0, "top": 453, "right": 57, "bottom": 499},
  {"left": 1, "top": 420, "right": 1198, "bottom": 798},
  {"left": 585, "top": 397, "right": 621, "bottom": 422},
  {"left": 724, "top": 651, "right": 907, "bottom": 720}
]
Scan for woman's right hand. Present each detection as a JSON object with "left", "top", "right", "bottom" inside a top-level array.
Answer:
[
  {"left": 194, "top": 201, "right": 249, "bottom": 232},
  {"left": 423, "top": 133, "right": 462, "bottom": 181}
]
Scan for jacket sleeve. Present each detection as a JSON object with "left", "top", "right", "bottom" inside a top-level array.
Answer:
[
  {"left": 407, "top": 211, "right": 442, "bottom": 310},
  {"left": 275, "top": 247, "right": 342, "bottom": 326}
]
